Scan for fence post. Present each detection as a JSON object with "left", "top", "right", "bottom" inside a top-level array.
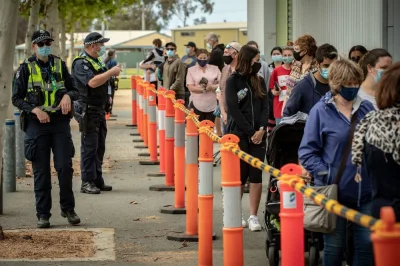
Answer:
[
  {"left": 161, "top": 99, "right": 186, "bottom": 214},
  {"left": 149, "top": 90, "right": 175, "bottom": 192},
  {"left": 220, "top": 134, "right": 243, "bottom": 266},
  {"left": 127, "top": 75, "right": 138, "bottom": 128},
  {"left": 14, "top": 110, "right": 25, "bottom": 178},
  {"left": 198, "top": 120, "right": 216, "bottom": 266},
  {"left": 3, "top": 119, "right": 16, "bottom": 192},
  {"left": 279, "top": 164, "right": 304, "bottom": 266},
  {"left": 371, "top": 207, "right": 400, "bottom": 266}
]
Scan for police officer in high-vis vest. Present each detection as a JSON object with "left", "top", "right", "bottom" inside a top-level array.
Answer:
[
  {"left": 12, "top": 30, "right": 80, "bottom": 228},
  {"left": 72, "top": 32, "right": 121, "bottom": 195}
]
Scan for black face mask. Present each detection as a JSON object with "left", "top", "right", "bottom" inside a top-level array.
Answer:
[
  {"left": 251, "top": 62, "right": 262, "bottom": 74},
  {"left": 351, "top": 57, "right": 361, "bottom": 63},
  {"left": 223, "top": 55, "right": 233, "bottom": 65},
  {"left": 293, "top": 50, "right": 306, "bottom": 61}
]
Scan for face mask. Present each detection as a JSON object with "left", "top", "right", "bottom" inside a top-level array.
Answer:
[
  {"left": 114, "top": 55, "right": 117, "bottom": 59},
  {"left": 374, "top": 68, "right": 384, "bottom": 83},
  {"left": 197, "top": 59, "right": 208, "bottom": 67},
  {"left": 272, "top": 55, "right": 283, "bottom": 62},
  {"left": 282, "top": 56, "right": 293, "bottom": 64},
  {"left": 251, "top": 62, "right": 262, "bottom": 74},
  {"left": 339, "top": 86, "right": 359, "bottom": 101},
  {"left": 320, "top": 68, "right": 329, "bottom": 79},
  {"left": 95, "top": 45, "right": 106, "bottom": 57},
  {"left": 206, "top": 43, "right": 212, "bottom": 50},
  {"left": 166, "top": 50, "right": 175, "bottom": 58},
  {"left": 293, "top": 50, "right": 305, "bottom": 61},
  {"left": 223, "top": 55, "right": 234, "bottom": 65},
  {"left": 185, "top": 47, "right": 190, "bottom": 54},
  {"left": 37, "top": 46, "right": 51, "bottom": 57},
  {"left": 351, "top": 57, "right": 360, "bottom": 63}
]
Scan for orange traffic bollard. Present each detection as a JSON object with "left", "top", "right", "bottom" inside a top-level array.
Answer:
[
  {"left": 279, "top": 164, "right": 304, "bottom": 266},
  {"left": 220, "top": 134, "right": 244, "bottom": 266},
  {"left": 157, "top": 88, "right": 167, "bottom": 175},
  {"left": 132, "top": 81, "right": 145, "bottom": 145},
  {"left": 198, "top": 120, "right": 216, "bottom": 266},
  {"left": 160, "top": 99, "right": 186, "bottom": 215},
  {"left": 371, "top": 207, "right": 400, "bottom": 266},
  {"left": 126, "top": 75, "right": 137, "bottom": 128},
  {"left": 142, "top": 85, "right": 149, "bottom": 148},
  {"left": 149, "top": 90, "right": 175, "bottom": 192}
]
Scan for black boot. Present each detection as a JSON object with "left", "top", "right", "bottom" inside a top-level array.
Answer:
[
  {"left": 97, "top": 184, "right": 113, "bottom": 191},
  {"left": 61, "top": 210, "right": 81, "bottom": 225},
  {"left": 81, "top": 182, "right": 101, "bottom": 194},
  {"left": 37, "top": 217, "right": 50, "bottom": 228}
]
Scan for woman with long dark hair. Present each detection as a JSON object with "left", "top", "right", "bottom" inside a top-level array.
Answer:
[{"left": 226, "top": 45, "right": 269, "bottom": 231}]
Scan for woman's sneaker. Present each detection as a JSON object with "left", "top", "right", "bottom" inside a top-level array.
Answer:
[
  {"left": 242, "top": 214, "right": 248, "bottom": 228},
  {"left": 248, "top": 216, "right": 262, "bottom": 231}
]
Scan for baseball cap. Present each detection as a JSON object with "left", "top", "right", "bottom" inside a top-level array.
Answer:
[
  {"left": 165, "top": 42, "right": 177, "bottom": 49},
  {"left": 184, "top": 42, "right": 196, "bottom": 48},
  {"left": 31, "top": 30, "right": 54, "bottom": 44},
  {"left": 226, "top": 42, "right": 242, "bottom": 52},
  {"left": 84, "top": 32, "right": 110, "bottom": 45}
]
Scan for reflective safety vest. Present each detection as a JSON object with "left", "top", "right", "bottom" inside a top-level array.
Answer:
[
  {"left": 73, "top": 53, "right": 107, "bottom": 73},
  {"left": 27, "top": 57, "right": 65, "bottom": 112}
]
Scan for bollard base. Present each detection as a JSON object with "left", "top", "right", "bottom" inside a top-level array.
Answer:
[
  {"left": 149, "top": 184, "right": 175, "bottom": 192},
  {"left": 147, "top": 173, "right": 165, "bottom": 177},
  {"left": 138, "top": 152, "right": 160, "bottom": 157},
  {"left": 126, "top": 125, "right": 137, "bottom": 128},
  {"left": 130, "top": 133, "right": 140, "bottom": 136},
  {"left": 139, "top": 160, "right": 160, "bottom": 165},
  {"left": 166, "top": 233, "right": 217, "bottom": 242},
  {"left": 110, "top": 114, "right": 118, "bottom": 117},
  {"left": 132, "top": 139, "right": 144, "bottom": 143},
  {"left": 134, "top": 145, "right": 148, "bottom": 149},
  {"left": 160, "top": 205, "right": 186, "bottom": 214},
  {"left": 107, "top": 118, "right": 117, "bottom": 121}
]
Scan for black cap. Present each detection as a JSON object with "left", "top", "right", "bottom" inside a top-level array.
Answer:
[
  {"left": 84, "top": 32, "right": 110, "bottom": 45},
  {"left": 184, "top": 42, "right": 196, "bottom": 48},
  {"left": 165, "top": 42, "right": 177, "bottom": 49},
  {"left": 31, "top": 30, "right": 54, "bottom": 44}
]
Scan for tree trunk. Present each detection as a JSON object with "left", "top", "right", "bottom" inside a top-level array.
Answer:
[
  {"left": 46, "top": 0, "right": 60, "bottom": 56},
  {"left": 60, "top": 14, "right": 67, "bottom": 61},
  {"left": 67, "top": 24, "right": 75, "bottom": 68},
  {"left": 0, "top": 0, "right": 20, "bottom": 230},
  {"left": 24, "top": 0, "right": 41, "bottom": 59}
]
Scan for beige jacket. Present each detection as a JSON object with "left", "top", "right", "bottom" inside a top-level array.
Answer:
[{"left": 162, "top": 55, "right": 186, "bottom": 96}]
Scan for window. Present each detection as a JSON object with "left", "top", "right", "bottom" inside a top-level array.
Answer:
[
  {"left": 181, "top": 32, "right": 195, "bottom": 37},
  {"left": 242, "top": 30, "right": 248, "bottom": 36}
]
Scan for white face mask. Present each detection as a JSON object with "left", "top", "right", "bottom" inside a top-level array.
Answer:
[{"left": 114, "top": 55, "right": 117, "bottom": 59}]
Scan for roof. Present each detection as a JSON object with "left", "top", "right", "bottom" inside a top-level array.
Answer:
[
  {"left": 172, "top": 21, "right": 247, "bottom": 31},
  {"left": 15, "top": 30, "right": 170, "bottom": 50}
]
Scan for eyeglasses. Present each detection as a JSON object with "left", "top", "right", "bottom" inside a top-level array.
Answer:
[
  {"left": 36, "top": 41, "right": 52, "bottom": 47},
  {"left": 166, "top": 48, "right": 175, "bottom": 51},
  {"left": 225, "top": 44, "right": 239, "bottom": 52}
]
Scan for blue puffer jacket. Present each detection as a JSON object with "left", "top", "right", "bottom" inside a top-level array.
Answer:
[{"left": 298, "top": 92, "right": 374, "bottom": 205}]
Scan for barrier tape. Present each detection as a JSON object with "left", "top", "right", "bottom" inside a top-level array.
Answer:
[{"left": 146, "top": 85, "right": 399, "bottom": 231}]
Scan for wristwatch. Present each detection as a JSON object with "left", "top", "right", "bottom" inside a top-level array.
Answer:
[
  {"left": 259, "top": 126, "right": 265, "bottom": 131},
  {"left": 202, "top": 87, "right": 206, "bottom": 93}
]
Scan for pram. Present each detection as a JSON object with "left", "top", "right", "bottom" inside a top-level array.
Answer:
[{"left": 264, "top": 114, "right": 323, "bottom": 266}]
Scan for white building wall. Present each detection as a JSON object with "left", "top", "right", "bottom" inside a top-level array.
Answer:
[{"left": 292, "top": 0, "right": 383, "bottom": 55}]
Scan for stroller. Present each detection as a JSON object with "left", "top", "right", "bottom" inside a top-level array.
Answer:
[{"left": 264, "top": 114, "right": 323, "bottom": 266}]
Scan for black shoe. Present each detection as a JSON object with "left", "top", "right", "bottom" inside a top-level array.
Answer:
[
  {"left": 61, "top": 210, "right": 81, "bottom": 225},
  {"left": 81, "top": 182, "right": 101, "bottom": 194},
  {"left": 98, "top": 184, "right": 113, "bottom": 191},
  {"left": 37, "top": 217, "right": 50, "bottom": 228}
]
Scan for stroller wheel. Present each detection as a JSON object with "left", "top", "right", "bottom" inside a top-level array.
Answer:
[
  {"left": 309, "top": 245, "right": 319, "bottom": 266},
  {"left": 268, "top": 246, "right": 279, "bottom": 266}
]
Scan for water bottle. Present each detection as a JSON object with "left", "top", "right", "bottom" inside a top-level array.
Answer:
[{"left": 237, "top": 88, "right": 248, "bottom": 103}]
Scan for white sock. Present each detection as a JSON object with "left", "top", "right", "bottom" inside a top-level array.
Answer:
[{"left": 250, "top": 215, "right": 257, "bottom": 219}]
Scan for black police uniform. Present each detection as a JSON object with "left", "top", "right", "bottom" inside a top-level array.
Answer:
[
  {"left": 71, "top": 32, "right": 113, "bottom": 194},
  {"left": 11, "top": 30, "right": 80, "bottom": 227}
]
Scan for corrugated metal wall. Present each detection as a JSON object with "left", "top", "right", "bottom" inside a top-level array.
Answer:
[{"left": 292, "top": 0, "right": 383, "bottom": 55}]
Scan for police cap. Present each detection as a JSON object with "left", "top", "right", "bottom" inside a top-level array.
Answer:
[
  {"left": 31, "top": 30, "right": 54, "bottom": 44},
  {"left": 84, "top": 32, "right": 110, "bottom": 45}
]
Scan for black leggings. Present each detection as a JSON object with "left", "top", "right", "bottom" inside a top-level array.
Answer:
[
  {"left": 190, "top": 102, "right": 215, "bottom": 123},
  {"left": 238, "top": 137, "right": 266, "bottom": 185}
]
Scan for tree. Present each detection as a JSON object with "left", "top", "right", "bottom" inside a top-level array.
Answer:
[
  {"left": 158, "top": 0, "right": 214, "bottom": 27},
  {"left": 44, "top": 0, "right": 60, "bottom": 56},
  {"left": 23, "top": 0, "right": 42, "bottom": 59},
  {"left": 0, "top": 0, "right": 19, "bottom": 229}
]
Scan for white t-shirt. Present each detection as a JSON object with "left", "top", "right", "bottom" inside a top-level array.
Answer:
[{"left": 358, "top": 88, "right": 377, "bottom": 110}]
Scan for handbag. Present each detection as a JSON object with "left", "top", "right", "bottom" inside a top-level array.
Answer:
[{"left": 303, "top": 110, "right": 359, "bottom": 233}]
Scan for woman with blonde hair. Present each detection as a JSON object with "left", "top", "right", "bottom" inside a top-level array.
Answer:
[{"left": 299, "top": 59, "right": 375, "bottom": 266}]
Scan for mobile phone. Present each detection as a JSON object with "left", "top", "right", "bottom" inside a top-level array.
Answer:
[
  {"left": 199, "top": 77, "right": 208, "bottom": 85},
  {"left": 274, "top": 82, "right": 281, "bottom": 91}
]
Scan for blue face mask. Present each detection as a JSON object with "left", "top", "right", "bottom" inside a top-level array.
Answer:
[
  {"left": 96, "top": 46, "right": 106, "bottom": 57},
  {"left": 272, "top": 55, "right": 282, "bottom": 62},
  {"left": 185, "top": 47, "right": 190, "bottom": 54},
  {"left": 374, "top": 68, "right": 384, "bottom": 83},
  {"left": 339, "top": 86, "right": 360, "bottom": 101},
  {"left": 320, "top": 68, "right": 329, "bottom": 79},
  {"left": 37, "top": 46, "right": 51, "bottom": 57},
  {"left": 282, "top": 56, "right": 293, "bottom": 64},
  {"left": 197, "top": 59, "right": 208, "bottom": 67},
  {"left": 166, "top": 49, "right": 175, "bottom": 58}
]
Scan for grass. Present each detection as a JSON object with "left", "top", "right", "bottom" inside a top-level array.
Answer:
[{"left": 118, "top": 68, "right": 145, "bottom": 89}]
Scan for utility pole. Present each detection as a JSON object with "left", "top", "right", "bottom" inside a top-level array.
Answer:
[
  {"left": 101, "top": 20, "right": 105, "bottom": 37},
  {"left": 141, "top": 0, "right": 146, "bottom": 30}
]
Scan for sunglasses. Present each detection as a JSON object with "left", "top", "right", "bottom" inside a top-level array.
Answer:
[
  {"left": 225, "top": 44, "right": 239, "bottom": 52},
  {"left": 166, "top": 48, "right": 175, "bottom": 51},
  {"left": 36, "top": 41, "right": 52, "bottom": 47}
]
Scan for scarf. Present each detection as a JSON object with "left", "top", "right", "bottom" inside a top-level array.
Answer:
[{"left": 352, "top": 106, "right": 400, "bottom": 166}]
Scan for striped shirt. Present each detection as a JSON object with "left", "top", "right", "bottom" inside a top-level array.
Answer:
[{"left": 285, "top": 60, "right": 318, "bottom": 100}]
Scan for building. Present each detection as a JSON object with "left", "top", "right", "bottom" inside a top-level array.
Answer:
[
  {"left": 14, "top": 30, "right": 171, "bottom": 68},
  {"left": 171, "top": 21, "right": 247, "bottom": 56},
  {"left": 248, "top": 0, "right": 400, "bottom": 62}
]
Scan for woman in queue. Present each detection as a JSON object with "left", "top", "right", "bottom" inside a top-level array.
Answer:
[
  {"left": 225, "top": 45, "right": 269, "bottom": 231},
  {"left": 299, "top": 58, "right": 375, "bottom": 266}
]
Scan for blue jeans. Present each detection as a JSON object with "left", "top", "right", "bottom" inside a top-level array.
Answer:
[{"left": 323, "top": 201, "right": 374, "bottom": 266}]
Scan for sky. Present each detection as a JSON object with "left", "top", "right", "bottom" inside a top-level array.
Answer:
[{"left": 164, "top": 0, "right": 247, "bottom": 31}]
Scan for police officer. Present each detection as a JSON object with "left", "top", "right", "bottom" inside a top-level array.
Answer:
[
  {"left": 11, "top": 30, "right": 80, "bottom": 228},
  {"left": 72, "top": 32, "right": 121, "bottom": 194}
]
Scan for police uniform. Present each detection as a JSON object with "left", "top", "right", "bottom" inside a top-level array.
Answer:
[
  {"left": 11, "top": 30, "right": 80, "bottom": 228},
  {"left": 72, "top": 32, "right": 113, "bottom": 194}
]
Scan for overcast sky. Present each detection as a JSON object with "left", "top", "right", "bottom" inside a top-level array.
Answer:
[{"left": 165, "top": 0, "right": 247, "bottom": 31}]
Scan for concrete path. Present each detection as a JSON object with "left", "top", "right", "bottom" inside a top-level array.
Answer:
[{"left": 0, "top": 90, "right": 316, "bottom": 266}]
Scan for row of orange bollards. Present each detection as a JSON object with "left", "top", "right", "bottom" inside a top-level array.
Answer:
[{"left": 127, "top": 75, "right": 400, "bottom": 266}]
